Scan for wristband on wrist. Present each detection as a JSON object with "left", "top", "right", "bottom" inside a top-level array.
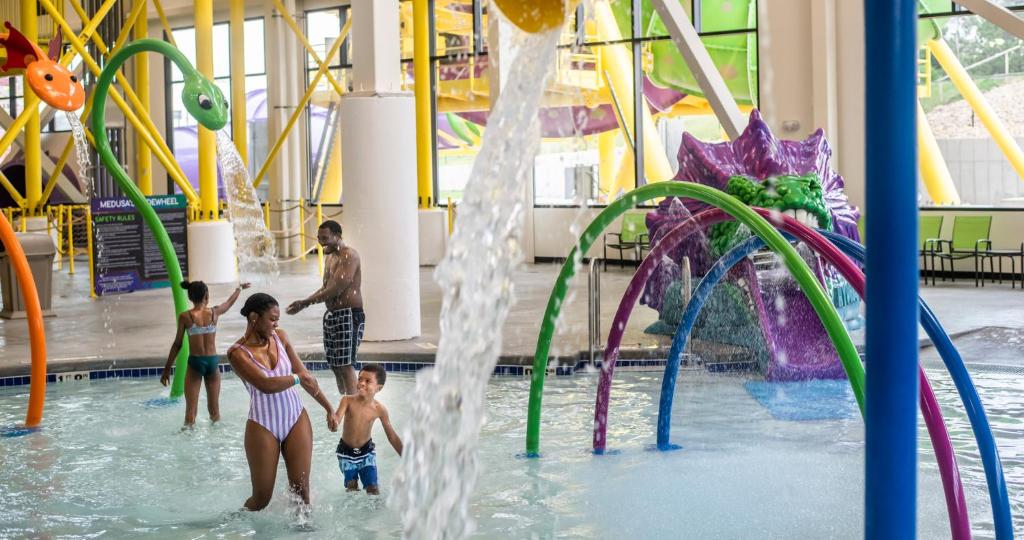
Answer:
[{"left": 292, "top": 374, "right": 300, "bottom": 386}]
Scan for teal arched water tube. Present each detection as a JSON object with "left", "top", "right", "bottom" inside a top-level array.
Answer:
[
  {"left": 91, "top": 40, "right": 229, "bottom": 397},
  {"left": 524, "top": 182, "right": 863, "bottom": 456}
]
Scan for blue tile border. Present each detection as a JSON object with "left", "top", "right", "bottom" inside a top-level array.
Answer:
[{"left": 0, "top": 356, "right": 684, "bottom": 388}]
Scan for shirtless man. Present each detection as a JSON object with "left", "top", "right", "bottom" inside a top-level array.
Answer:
[{"left": 287, "top": 220, "right": 363, "bottom": 396}]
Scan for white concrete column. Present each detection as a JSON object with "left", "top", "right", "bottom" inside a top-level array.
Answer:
[
  {"left": 341, "top": 0, "right": 420, "bottom": 340},
  {"left": 284, "top": 0, "right": 306, "bottom": 258},
  {"left": 756, "top": 0, "right": 815, "bottom": 139},
  {"left": 835, "top": 0, "right": 866, "bottom": 213},
  {"left": 487, "top": 15, "right": 536, "bottom": 263},
  {"left": 810, "top": 0, "right": 839, "bottom": 148},
  {"left": 263, "top": 0, "right": 299, "bottom": 257}
]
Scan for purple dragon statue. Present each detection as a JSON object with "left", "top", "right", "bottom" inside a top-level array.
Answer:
[{"left": 644, "top": 110, "right": 861, "bottom": 381}]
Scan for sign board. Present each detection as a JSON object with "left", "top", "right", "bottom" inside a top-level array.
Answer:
[{"left": 91, "top": 194, "right": 189, "bottom": 296}]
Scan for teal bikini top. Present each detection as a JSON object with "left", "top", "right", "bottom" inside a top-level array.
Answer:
[{"left": 187, "top": 309, "right": 218, "bottom": 336}]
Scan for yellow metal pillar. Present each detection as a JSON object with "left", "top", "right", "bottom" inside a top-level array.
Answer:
[
  {"left": 230, "top": 0, "right": 248, "bottom": 165},
  {"left": 413, "top": 0, "right": 433, "bottom": 208},
  {"left": 22, "top": 0, "right": 42, "bottom": 214},
  {"left": 917, "top": 101, "right": 961, "bottom": 205},
  {"left": 196, "top": 0, "right": 218, "bottom": 219},
  {"left": 593, "top": 1, "right": 674, "bottom": 183},
  {"left": 133, "top": 0, "right": 153, "bottom": 195},
  {"left": 597, "top": 131, "right": 618, "bottom": 202},
  {"left": 928, "top": 39, "right": 1024, "bottom": 182}
]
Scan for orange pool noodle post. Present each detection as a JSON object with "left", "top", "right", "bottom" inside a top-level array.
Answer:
[
  {"left": 0, "top": 211, "right": 47, "bottom": 428},
  {"left": 492, "top": 0, "right": 578, "bottom": 34}
]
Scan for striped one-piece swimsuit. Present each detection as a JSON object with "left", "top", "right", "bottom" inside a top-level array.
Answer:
[{"left": 231, "top": 333, "right": 304, "bottom": 442}]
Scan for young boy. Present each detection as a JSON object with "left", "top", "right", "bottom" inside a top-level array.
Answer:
[{"left": 333, "top": 363, "right": 402, "bottom": 495}]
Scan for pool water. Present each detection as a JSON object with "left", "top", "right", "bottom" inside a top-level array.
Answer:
[{"left": 0, "top": 367, "right": 1019, "bottom": 538}]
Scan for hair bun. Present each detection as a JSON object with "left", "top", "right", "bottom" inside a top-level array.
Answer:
[{"left": 180, "top": 280, "right": 191, "bottom": 289}]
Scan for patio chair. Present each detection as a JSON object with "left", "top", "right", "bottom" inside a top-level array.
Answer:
[
  {"left": 603, "top": 211, "right": 649, "bottom": 270},
  {"left": 919, "top": 215, "right": 943, "bottom": 284},
  {"left": 933, "top": 215, "right": 992, "bottom": 287}
]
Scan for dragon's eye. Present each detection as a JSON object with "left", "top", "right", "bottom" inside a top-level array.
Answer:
[
  {"left": 44, "top": 73, "right": 54, "bottom": 82},
  {"left": 70, "top": 75, "right": 78, "bottom": 83},
  {"left": 198, "top": 94, "right": 213, "bottom": 110}
]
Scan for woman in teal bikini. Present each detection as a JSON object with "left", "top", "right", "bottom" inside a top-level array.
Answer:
[{"left": 161, "top": 280, "right": 250, "bottom": 426}]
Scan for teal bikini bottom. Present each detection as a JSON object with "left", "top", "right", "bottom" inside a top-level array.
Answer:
[{"left": 187, "top": 355, "right": 220, "bottom": 377}]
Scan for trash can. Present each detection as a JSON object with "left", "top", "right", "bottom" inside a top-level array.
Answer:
[{"left": 0, "top": 233, "right": 56, "bottom": 319}]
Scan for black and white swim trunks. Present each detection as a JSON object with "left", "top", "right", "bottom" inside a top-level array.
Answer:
[{"left": 323, "top": 307, "right": 365, "bottom": 367}]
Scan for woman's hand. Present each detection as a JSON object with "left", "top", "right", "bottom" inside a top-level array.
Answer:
[
  {"left": 327, "top": 411, "right": 339, "bottom": 432},
  {"left": 239, "top": 282, "right": 251, "bottom": 290},
  {"left": 160, "top": 368, "right": 170, "bottom": 387}
]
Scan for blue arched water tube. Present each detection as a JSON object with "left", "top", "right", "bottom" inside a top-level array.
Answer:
[{"left": 655, "top": 230, "right": 1012, "bottom": 539}]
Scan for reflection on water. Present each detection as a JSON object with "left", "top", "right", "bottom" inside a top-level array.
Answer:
[{"left": 0, "top": 367, "right": 1017, "bottom": 538}]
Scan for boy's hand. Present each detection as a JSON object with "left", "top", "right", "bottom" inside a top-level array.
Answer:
[{"left": 327, "top": 412, "right": 339, "bottom": 432}]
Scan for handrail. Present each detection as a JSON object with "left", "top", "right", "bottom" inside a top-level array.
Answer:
[{"left": 588, "top": 256, "right": 602, "bottom": 364}]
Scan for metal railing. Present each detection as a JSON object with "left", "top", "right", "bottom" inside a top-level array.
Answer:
[{"left": 588, "top": 256, "right": 602, "bottom": 364}]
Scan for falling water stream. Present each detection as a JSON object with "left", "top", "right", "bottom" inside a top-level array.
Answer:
[
  {"left": 65, "top": 112, "right": 93, "bottom": 199},
  {"left": 215, "top": 130, "right": 279, "bottom": 282},
  {"left": 390, "top": 25, "right": 560, "bottom": 539}
]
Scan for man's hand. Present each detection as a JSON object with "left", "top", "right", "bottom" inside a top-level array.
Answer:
[
  {"left": 286, "top": 299, "right": 307, "bottom": 315},
  {"left": 327, "top": 412, "right": 339, "bottom": 432}
]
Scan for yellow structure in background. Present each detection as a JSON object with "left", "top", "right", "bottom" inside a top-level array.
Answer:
[
  {"left": 195, "top": 0, "right": 218, "bottom": 220},
  {"left": 229, "top": 0, "right": 248, "bottom": 165},
  {"left": 22, "top": 0, "right": 42, "bottom": 215},
  {"left": 593, "top": 1, "right": 674, "bottom": 184},
  {"left": 917, "top": 100, "right": 960, "bottom": 205},
  {"left": 414, "top": 0, "right": 433, "bottom": 208},
  {"left": 133, "top": 0, "right": 152, "bottom": 195},
  {"left": 928, "top": 39, "right": 1024, "bottom": 184}
]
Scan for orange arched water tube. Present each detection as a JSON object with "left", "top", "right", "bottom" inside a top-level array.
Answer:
[
  {"left": 0, "top": 211, "right": 47, "bottom": 428},
  {"left": 492, "top": 0, "right": 578, "bottom": 34}
]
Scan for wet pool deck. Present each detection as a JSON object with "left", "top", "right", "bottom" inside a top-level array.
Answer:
[{"left": 0, "top": 259, "right": 1021, "bottom": 376}]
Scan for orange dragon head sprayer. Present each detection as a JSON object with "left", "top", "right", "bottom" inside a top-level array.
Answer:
[{"left": 0, "top": 22, "right": 85, "bottom": 111}]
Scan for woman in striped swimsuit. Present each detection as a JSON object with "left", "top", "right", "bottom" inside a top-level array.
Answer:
[
  {"left": 161, "top": 280, "right": 249, "bottom": 426},
  {"left": 228, "top": 293, "right": 338, "bottom": 511}
]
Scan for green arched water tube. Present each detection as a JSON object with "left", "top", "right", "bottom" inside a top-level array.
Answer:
[
  {"left": 91, "top": 39, "right": 228, "bottom": 397},
  {"left": 525, "top": 182, "right": 863, "bottom": 456}
]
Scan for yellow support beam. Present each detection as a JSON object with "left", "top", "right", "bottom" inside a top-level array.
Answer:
[
  {"left": 271, "top": 0, "right": 348, "bottom": 98},
  {"left": 928, "top": 39, "right": 1024, "bottom": 182},
  {"left": 133, "top": 0, "right": 152, "bottom": 195},
  {"left": 151, "top": 0, "right": 179, "bottom": 48},
  {"left": 254, "top": 20, "right": 351, "bottom": 188},
  {"left": 22, "top": 0, "right": 42, "bottom": 214},
  {"left": 917, "top": 100, "right": 961, "bottom": 205},
  {"left": 593, "top": 1, "right": 673, "bottom": 183},
  {"left": 414, "top": 0, "right": 433, "bottom": 208},
  {"left": 196, "top": 0, "right": 218, "bottom": 220},
  {"left": 43, "top": 0, "right": 200, "bottom": 204},
  {"left": 230, "top": 0, "right": 248, "bottom": 165},
  {"left": 0, "top": 0, "right": 118, "bottom": 164}
]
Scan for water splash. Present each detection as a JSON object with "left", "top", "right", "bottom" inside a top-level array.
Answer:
[
  {"left": 65, "top": 111, "right": 93, "bottom": 198},
  {"left": 214, "top": 131, "right": 279, "bottom": 282},
  {"left": 390, "top": 28, "right": 560, "bottom": 539}
]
